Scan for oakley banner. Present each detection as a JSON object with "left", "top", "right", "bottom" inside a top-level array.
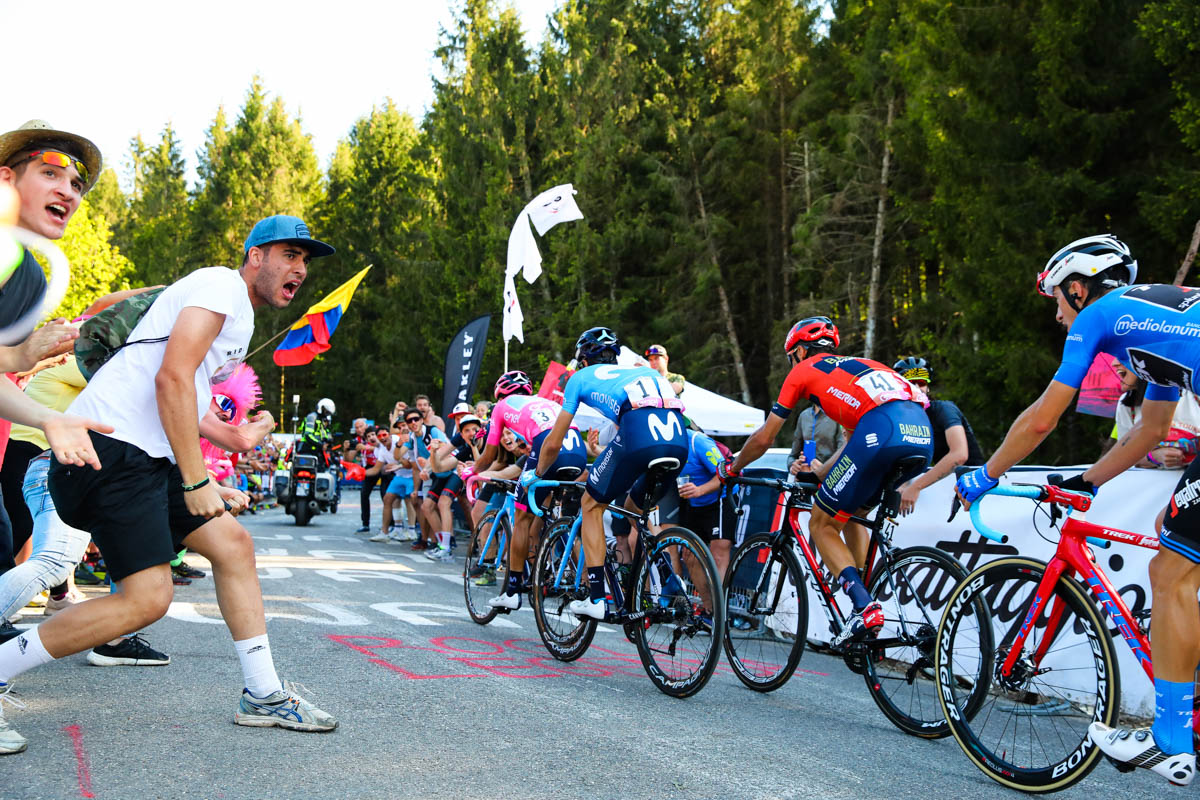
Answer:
[{"left": 442, "top": 315, "right": 491, "bottom": 424}]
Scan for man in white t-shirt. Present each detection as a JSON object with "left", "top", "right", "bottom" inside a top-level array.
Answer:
[{"left": 0, "top": 215, "right": 340, "bottom": 754}]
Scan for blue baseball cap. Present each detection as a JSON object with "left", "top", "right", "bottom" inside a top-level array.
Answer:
[{"left": 243, "top": 215, "right": 335, "bottom": 258}]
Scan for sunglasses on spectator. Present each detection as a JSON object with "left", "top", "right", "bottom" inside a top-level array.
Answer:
[
  {"left": 405, "top": 416, "right": 422, "bottom": 423},
  {"left": 13, "top": 150, "right": 89, "bottom": 185},
  {"left": 214, "top": 394, "right": 236, "bottom": 416}
]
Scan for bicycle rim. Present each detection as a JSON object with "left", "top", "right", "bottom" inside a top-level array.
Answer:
[
  {"left": 936, "top": 557, "right": 1120, "bottom": 793},
  {"left": 463, "top": 511, "right": 502, "bottom": 625},
  {"left": 632, "top": 527, "right": 725, "bottom": 698},
  {"left": 863, "top": 545, "right": 988, "bottom": 738},
  {"left": 531, "top": 518, "right": 596, "bottom": 661},
  {"left": 722, "top": 533, "right": 807, "bottom": 692}
]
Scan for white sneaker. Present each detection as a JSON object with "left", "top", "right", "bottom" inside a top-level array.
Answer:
[
  {"left": 0, "top": 683, "right": 27, "bottom": 755},
  {"left": 1089, "top": 722, "right": 1196, "bottom": 786},
  {"left": 234, "top": 680, "right": 337, "bottom": 732},
  {"left": 567, "top": 598, "right": 606, "bottom": 620},
  {"left": 428, "top": 546, "right": 455, "bottom": 563},
  {"left": 368, "top": 531, "right": 390, "bottom": 543},
  {"left": 488, "top": 592, "right": 521, "bottom": 610},
  {"left": 387, "top": 531, "right": 406, "bottom": 544}
]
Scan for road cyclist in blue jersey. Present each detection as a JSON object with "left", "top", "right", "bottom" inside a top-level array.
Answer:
[
  {"left": 954, "top": 234, "right": 1196, "bottom": 786},
  {"left": 536, "top": 327, "right": 690, "bottom": 620}
]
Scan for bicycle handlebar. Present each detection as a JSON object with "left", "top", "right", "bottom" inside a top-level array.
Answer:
[
  {"left": 952, "top": 483, "right": 1110, "bottom": 549},
  {"left": 526, "top": 479, "right": 588, "bottom": 517},
  {"left": 725, "top": 473, "right": 819, "bottom": 492}
]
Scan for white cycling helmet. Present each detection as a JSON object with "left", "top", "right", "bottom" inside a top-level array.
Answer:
[
  {"left": 1037, "top": 234, "right": 1137, "bottom": 299},
  {"left": 317, "top": 397, "right": 336, "bottom": 417}
]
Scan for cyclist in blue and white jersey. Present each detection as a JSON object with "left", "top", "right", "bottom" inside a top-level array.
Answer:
[
  {"left": 536, "top": 327, "right": 688, "bottom": 620},
  {"left": 955, "top": 234, "right": 1196, "bottom": 786}
]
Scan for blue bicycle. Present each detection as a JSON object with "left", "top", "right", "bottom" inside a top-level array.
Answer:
[{"left": 462, "top": 477, "right": 520, "bottom": 625}]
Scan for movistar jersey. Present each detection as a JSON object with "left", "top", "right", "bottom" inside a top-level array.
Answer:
[
  {"left": 1054, "top": 284, "right": 1200, "bottom": 403},
  {"left": 561, "top": 364, "right": 685, "bottom": 423},
  {"left": 771, "top": 354, "right": 923, "bottom": 432}
]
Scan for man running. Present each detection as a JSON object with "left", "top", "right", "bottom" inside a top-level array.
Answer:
[
  {"left": 0, "top": 214, "right": 340, "bottom": 756},
  {"left": 954, "top": 235, "right": 1195, "bottom": 786},
  {"left": 723, "top": 317, "right": 932, "bottom": 646},
  {"left": 536, "top": 328, "right": 688, "bottom": 620},
  {"left": 472, "top": 371, "right": 585, "bottom": 610}
]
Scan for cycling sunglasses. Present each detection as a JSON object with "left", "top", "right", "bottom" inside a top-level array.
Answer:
[
  {"left": 214, "top": 394, "right": 236, "bottom": 417},
  {"left": 13, "top": 150, "right": 89, "bottom": 185}
]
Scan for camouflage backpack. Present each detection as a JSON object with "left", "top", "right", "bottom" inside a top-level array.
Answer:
[{"left": 75, "top": 287, "right": 168, "bottom": 380}]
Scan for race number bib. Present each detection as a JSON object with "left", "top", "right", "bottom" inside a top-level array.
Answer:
[
  {"left": 854, "top": 370, "right": 913, "bottom": 405},
  {"left": 624, "top": 375, "right": 684, "bottom": 410},
  {"left": 530, "top": 407, "right": 556, "bottom": 427}
]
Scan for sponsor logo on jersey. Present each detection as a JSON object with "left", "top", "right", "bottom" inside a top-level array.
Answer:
[
  {"left": 899, "top": 423, "right": 930, "bottom": 437},
  {"left": 824, "top": 386, "right": 861, "bottom": 408},
  {"left": 902, "top": 435, "right": 932, "bottom": 445},
  {"left": 1114, "top": 314, "right": 1200, "bottom": 338},
  {"left": 832, "top": 462, "right": 857, "bottom": 493},
  {"left": 1066, "top": 333, "right": 1083, "bottom": 342},
  {"left": 1174, "top": 478, "right": 1200, "bottom": 511},
  {"left": 865, "top": 433, "right": 878, "bottom": 447}
]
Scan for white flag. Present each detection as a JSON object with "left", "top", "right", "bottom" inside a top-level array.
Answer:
[
  {"left": 505, "top": 209, "right": 541, "bottom": 283},
  {"left": 502, "top": 273, "right": 524, "bottom": 344},
  {"left": 526, "top": 184, "right": 583, "bottom": 237}
]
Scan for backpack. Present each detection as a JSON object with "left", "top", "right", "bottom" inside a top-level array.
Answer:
[{"left": 75, "top": 287, "right": 168, "bottom": 380}]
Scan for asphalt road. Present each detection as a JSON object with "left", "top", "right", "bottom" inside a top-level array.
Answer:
[{"left": 0, "top": 490, "right": 1165, "bottom": 799}]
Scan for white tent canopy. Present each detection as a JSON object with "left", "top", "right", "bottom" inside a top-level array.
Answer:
[{"left": 571, "top": 347, "right": 763, "bottom": 437}]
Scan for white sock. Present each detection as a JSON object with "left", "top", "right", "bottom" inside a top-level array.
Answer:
[
  {"left": 437, "top": 531, "right": 451, "bottom": 549},
  {"left": 234, "top": 634, "right": 283, "bottom": 697},
  {"left": 0, "top": 627, "right": 55, "bottom": 683}
]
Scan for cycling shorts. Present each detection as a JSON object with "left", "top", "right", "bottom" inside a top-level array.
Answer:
[
  {"left": 815, "top": 401, "right": 932, "bottom": 523},
  {"left": 1161, "top": 457, "right": 1200, "bottom": 564},
  {"left": 679, "top": 497, "right": 734, "bottom": 543},
  {"left": 429, "top": 472, "right": 463, "bottom": 499},
  {"left": 386, "top": 474, "right": 414, "bottom": 497},
  {"left": 588, "top": 408, "right": 687, "bottom": 506},
  {"left": 517, "top": 429, "right": 587, "bottom": 511}
]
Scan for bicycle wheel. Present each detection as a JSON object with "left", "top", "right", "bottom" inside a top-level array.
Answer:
[
  {"left": 935, "top": 556, "right": 1120, "bottom": 793},
  {"left": 863, "top": 545, "right": 991, "bottom": 739},
  {"left": 631, "top": 526, "right": 725, "bottom": 698},
  {"left": 722, "top": 532, "right": 807, "bottom": 692},
  {"left": 463, "top": 510, "right": 504, "bottom": 625},
  {"left": 530, "top": 517, "right": 597, "bottom": 662}
]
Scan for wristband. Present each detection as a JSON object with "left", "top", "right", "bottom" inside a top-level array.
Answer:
[
  {"left": 1145, "top": 451, "right": 1161, "bottom": 467},
  {"left": 181, "top": 477, "right": 210, "bottom": 492}
]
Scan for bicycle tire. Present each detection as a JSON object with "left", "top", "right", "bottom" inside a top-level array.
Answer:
[
  {"left": 722, "top": 532, "right": 807, "bottom": 692},
  {"left": 862, "top": 545, "right": 990, "bottom": 738},
  {"left": 631, "top": 526, "right": 725, "bottom": 698},
  {"left": 463, "top": 510, "right": 503, "bottom": 625},
  {"left": 530, "top": 517, "right": 597, "bottom": 662},
  {"left": 935, "top": 556, "right": 1120, "bottom": 793}
]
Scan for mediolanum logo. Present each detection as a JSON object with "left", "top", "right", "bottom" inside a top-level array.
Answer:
[{"left": 1114, "top": 314, "right": 1200, "bottom": 338}]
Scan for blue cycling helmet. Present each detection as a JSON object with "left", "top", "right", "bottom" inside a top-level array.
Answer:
[{"left": 575, "top": 327, "right": 620, "bottom": 364}]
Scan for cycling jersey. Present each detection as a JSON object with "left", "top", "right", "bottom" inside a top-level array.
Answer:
[
  {"left": 516, "top": 428, "right": 586, "bottom": 511},
  {"left": 486, "top": 395, "right": 564, "bottom": 447},
  {"left": 1054, "top": 284, "right": 1200, "bottom": 403},
  {"left": 771, "top": 355, "right": 923, "bottom": 431},
  {"left": 562, "top": 364, "right": 685, "bottom": 423}
]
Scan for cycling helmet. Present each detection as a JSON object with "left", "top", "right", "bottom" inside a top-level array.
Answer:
[
  {"left": 316, "top": 397, "right": 336, "bottom": 418},
  {"left": 494, "top": 370, "right": 533, "bottom": 399},
  {"left": 1037, "top": 234, "right": 1137, "bottom": 299},
  {"left": 892, "top": 357, "right": 930, "bottom": 384},
  {"left": 575, "top": 326, "right": 620, "bottom": 365},
  {"left": 784, "top": 316, "right": 839, "bottom": 356}
]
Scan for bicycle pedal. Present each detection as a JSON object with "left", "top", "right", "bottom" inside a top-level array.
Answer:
[{"left": 1104, "top": 754, "right": 1137, "bottom": 774}]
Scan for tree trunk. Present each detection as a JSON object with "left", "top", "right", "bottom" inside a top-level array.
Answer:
[
  {"left": 779, "top": 81, "right": 790, "bottom": 317},
  {"left": 693, "top": 160, "right": 752, "bottom": 404},
  {"left": 864, "top": 96, "right": 895, "bottom": 360},
  {"left": 1173, "top": 219, "right": 1200, "bottom": 286}
]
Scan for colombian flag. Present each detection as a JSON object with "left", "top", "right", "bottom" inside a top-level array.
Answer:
[{"left": 273, "top": 266, "right": 371, "bottom": 367}]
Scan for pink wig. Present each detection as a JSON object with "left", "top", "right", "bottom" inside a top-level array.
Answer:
[{"left": 201, "top": 363, "right": 263, "bottom": 478}]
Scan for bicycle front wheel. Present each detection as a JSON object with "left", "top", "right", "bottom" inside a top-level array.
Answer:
[
  {"left": 530, "top": 517, "right": 596, "bottom": 662},
  {"left": 935, "top": 556, "right": 1120, "bottom": 793},
  {"left": 863, "top": 545, "right": 990, "bottom": 738},
  {"left": 631, "top": 527, "right": 725, "bottom": 698},
  {"left": 722, "top": 532, "right": 807, "bottom": 692},
  {"left": 463, "top": 510, "right": 503, "bottom": 625}
]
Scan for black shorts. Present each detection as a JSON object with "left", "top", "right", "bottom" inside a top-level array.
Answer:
[
  {"left": 47, "top": 433, "right": 211, "bottom": 582},
  {"left": 1162, "top": 457, "right": 1200, "bottom": 564},
  {"left": 428, "top": 473, "right": 462, "bottom": 499},
  {"left": 679, "top": 499, "right": 734, "bottom": 543}
]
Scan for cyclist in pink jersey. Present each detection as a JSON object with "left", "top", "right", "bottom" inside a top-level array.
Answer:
[{"left": 472, "top": 371, "right": 586, "bottom": 610}]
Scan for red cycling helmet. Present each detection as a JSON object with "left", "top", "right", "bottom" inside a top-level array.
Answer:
[
  {"left": 494, "top": 370, "right": 533, "bottom": 400},
  {"left": 784, "top": 316, "right": 839, "bottom": 356}
]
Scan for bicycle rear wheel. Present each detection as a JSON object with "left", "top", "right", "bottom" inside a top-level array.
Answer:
[
  {"left": 722, "top": 532, "right": 807, "bottom": 692},
  {"left": 862, "top": 545, "right": 990, "bottom": 738},
  {"left": 530, "top": 517, "right": 596, "bottom": 661},
  {"left": 631, "top": 526, "right": 725, "bottom": 698},
  {"left": 463, "top": 510, "right": 503, "bottom": 625},
  {"left": 935, "top": 556, "right": 1119, "bottom": 793}
]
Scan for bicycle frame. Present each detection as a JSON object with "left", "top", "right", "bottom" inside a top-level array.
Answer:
[
  {"left": 968, "top": 485, "right": 1158, "bottom": 684},
  {"left": 466, "top": 476, "right": 519, "bottom": 572}
]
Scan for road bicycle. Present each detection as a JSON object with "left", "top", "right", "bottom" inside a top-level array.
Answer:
[
  {"left": 722, "top": 468, "right": 991, "bottom": 738},
  {"left": 528, "top": 459, "right": 725, "bottom": 698},
  {"left": 461, "top": 477, "right": 520, "bottom": 625},
  {"left": 935, "top": 477, "right": 1196, "bottom": 792}
]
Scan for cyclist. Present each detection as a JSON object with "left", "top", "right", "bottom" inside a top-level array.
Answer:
[
  {"left": 472, "top": 371, "right": 585, "bottom": 610},
  {"left": 891, "top": 357, "right": 985, "bottom": 515},
  {"left": 536, "top": 328, "right": 688, "bottom": 620},
  {"left": 722, "top": 317, "right": 932, "bottom": 646},
  {"left": 954, "top": 234, "right": 1195, "bottom": 786}
]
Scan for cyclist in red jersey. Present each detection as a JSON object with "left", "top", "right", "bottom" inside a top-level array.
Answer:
[{"left": 721, "top": 316, "right": 933, "bottom": 645}]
